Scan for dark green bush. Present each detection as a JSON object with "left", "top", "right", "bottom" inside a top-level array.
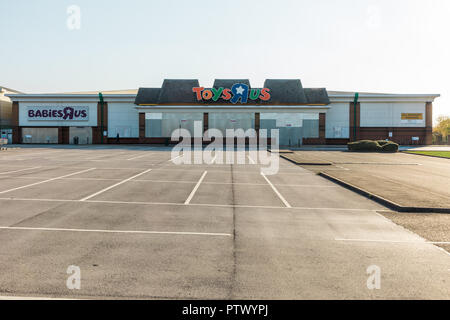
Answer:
[
  {"left": 348, "top": 140, "right": 398, "bottom": 153},
  {"left": 348, "top": 140, "right": 381, "bottom": 152},
  {"left": 380, "top": 141, "right": 399, "bottom": 152}
]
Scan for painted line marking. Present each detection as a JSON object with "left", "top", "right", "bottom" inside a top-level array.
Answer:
[
  {"left": 0, "top": 197, "right": 378, "bottom": 211},
  {"left": 0, "top": 295, "right": 79, "bottom": 300},
  {"left": 1, "top": 176, "right": 343, "bottom": 187},
  {"left": 209, "top": 155, "right": 217, "bottom": 164},
  {"left": 0, "top": 168, "right": 96, "bottom": 194},
  {"left": 0, "top": 226, "right": 231, "bottom": 237},
  {"left": 261, "top": 172, "right": 292, "bottom": 208},
  {"left": 184, "top": 171, "right": 207, "bottom": 205},
  {"left": 0, "top": 167, "right": 41, "bottom": 175},
  {"left": 247, "top": 155, "right": 256, "bottom": 164},
  {"left": 126, "top": 154, "right": 150, "bottom": 161},
  {"left": 335, "top": 238, "right": 450, "bottom": 244},
  {"left": 334, "top": 165, "right": 350, "bottom": 171},
  {"left": 169, "top": 155, "right": 182, "bottom": 162},
  {"left": 80, "top": 168, "right": 153, "bottom": 201}
]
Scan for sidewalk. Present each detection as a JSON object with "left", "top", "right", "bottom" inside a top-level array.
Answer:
[{"left": 286, "top": 150, "right": 450, "bottom": 213}]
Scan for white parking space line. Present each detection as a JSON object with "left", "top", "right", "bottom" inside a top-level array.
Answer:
[
  {"left": 334, "top": 165, "right": 350, "bottom": 171},
  {"left": 0, "top": 168, "right": 96, "bottom": 194},
  {"left": 0, "top": 295, "right": 78, "bottom": 300},
  {"left": 127, "top": 154, "right": 150, "bottom": 161},
  {"left": 0, "top": 167, "right": 41, "bottom": 175},
  {"left": 184, "top": 171, "right": 207, "bottom": 204},
  {"left": 169, "top": 155, "right": 182, "bottom": 162},
  {"left": 3, "top": 176, "right": 340, "bottom": 187},
  {"left": 247, "top": 155, "right": 256, "bottom": 164},
  {"left": 261, "top": 172, "right": 292, "bottom": 208},
  {"left": 0, "top": 226, "right": 232, "bottom": 237},
  {"left": 79, "top": 168, "right": 153, "bottom": 201},
  {"left": 0, "top": 196, "right": 379, "bottom": 211},
  {"left": 335, "top": 238, "right": 450, "bottom": 244},
  {"left": 209, "top": 155, "right": 217, "bottom": 164}
]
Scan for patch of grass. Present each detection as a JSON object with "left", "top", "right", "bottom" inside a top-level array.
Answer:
[{"left": 404, "top": 151, "right": 450, "bottom": 159}]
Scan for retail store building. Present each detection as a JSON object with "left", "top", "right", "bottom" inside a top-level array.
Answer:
[{"left": 7, "top": 79, "right": 439, "bottom": 146}]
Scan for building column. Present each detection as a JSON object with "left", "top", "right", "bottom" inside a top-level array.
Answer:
[
  {"left": 11, "top": 101, "right": 21, "bottom": 144},
  {"left": 202, "top": 113, "right": 209, "bottom": 144},
  {"left": 425, "top": 102, "right": 433, "bottom": 145},
  {"left": 96, "top": 102, "right": 108, "bottom": 144},
  {"left": 319, "top": 113, "right": 326, "bottom": 143},
  {"left": 349, "top": 102, "right": 360, "bottom": 141},
  {"left": 254, "top": 112, "right": 260, "bottom": 145},
  {"left": 139, "top": 113, "right": 145, "bottom": 142}
]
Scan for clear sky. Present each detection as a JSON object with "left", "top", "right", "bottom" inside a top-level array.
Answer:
[{"left": 1, "top": 0, "right": 449, "bottom": 121}]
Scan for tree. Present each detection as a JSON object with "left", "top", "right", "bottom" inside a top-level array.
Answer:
[{"left": 434, "top": 115, "right": 450, "bottom": 142}]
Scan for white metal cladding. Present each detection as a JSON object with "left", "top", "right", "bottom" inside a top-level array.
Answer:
[
  {"left": 21, "top": 128, "right": 58, "bottom": 144},
  {"left": 360, "top": 102, "right": 426, "bottom": 127},
  {"left": 326, "top": 103, "right": 349, "bottom": 139},
  {"left": 108, "top": 103, "right": 139, "bottom": 138},
  {"left": 19, "top": 102, "right": 97, "bottom": 127}
]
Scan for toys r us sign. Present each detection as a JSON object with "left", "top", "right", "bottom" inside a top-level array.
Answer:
[{"left": 193, "top": 83, "right": 270, "bottom": 104}]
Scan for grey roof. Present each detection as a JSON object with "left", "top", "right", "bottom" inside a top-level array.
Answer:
[
  {"left": 213, "top": 79, "right": 251, "bottom": 89},
  {"left": 134, "top": 88, "right": 160, "bottom": 105},
  {"left": 263, "top": 79, "right": 308, "bottom": 104},
  {"left": 158, "top": 79, "right": 199, "bottom": 104},
  {"left": 135, "top": 79, "right": 330, "bottom": 105},
  {"left": 304, "top": 88, "right": 330, "bottom": 105}
]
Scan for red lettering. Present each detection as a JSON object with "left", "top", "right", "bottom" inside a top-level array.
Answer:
[
  {"left": 192, "top": 87, "right": 204, "bottom": 101},
  {"left": 202, "top": 89, "right": 213, "bottom": 100},
  {"left": 221, "top": 88, "right": 232, "bottom": 100},
  {"left": 259, "top": 88, "right": 271, "bottom": 101}
]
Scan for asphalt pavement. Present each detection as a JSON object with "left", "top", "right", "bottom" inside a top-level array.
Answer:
[{"left": 0, "top": 145, "right": 448, "bottom": 299}]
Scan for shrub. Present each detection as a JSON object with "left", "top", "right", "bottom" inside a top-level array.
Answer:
[
  {"left": 377, "top": 140, "right": 389, "bottom": 146},
  {"left": 347, "top": 140, "right": 399, "bottom": 153},
  {"left": 380, "top": 141, "right": 399, "bottom": 152},
  {"left": 348, "top": 140, "right": 382, "bottom": 152}
]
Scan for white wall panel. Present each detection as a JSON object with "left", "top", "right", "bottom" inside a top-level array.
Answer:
[
  {"left": 325, "top": 103, "right": 349, "bottom": 138},
  {"left": 108, "top": 103, "right": 139, "bottom": 138},
  {"left": 360, "top": 102, "right": 425, "bottom": 127}
]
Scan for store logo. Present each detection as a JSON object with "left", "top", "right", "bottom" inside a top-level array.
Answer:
[
  {"left": 192, "top": 83, "right": 271, "bottom": 104},
  {"left": 27, "top": 106, "right": 89, "bottom": 121}
]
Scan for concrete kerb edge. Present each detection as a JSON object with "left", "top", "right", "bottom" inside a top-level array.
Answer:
[
  {"left": 280, "top": 154, "right": 333, "bottom": 166},
  {"left": 318, "top": 172, "right": 450, "bottom": 214}
]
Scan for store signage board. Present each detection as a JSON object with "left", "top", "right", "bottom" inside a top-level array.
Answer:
[
  {"left": 193, "top": 83, "right": 271, "bottom": 104},
  {"left": 401, "top": 113, "right": 423, "bottom": 120},
  {"left": 27, "top": 106, "right": 89, "bottom": 121}
]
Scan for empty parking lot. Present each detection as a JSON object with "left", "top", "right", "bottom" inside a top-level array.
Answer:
[{"left": 0, "top": 146, "right": 449, "bottom": 299}]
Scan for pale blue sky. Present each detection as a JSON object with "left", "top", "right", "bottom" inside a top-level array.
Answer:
[{"left": 1, "top": 0, "right": 449, "bottom": 120}]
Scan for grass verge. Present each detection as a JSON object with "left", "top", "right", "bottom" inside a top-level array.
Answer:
[{"left": 404, "top": 151, "right": 450, "bottom": 159}]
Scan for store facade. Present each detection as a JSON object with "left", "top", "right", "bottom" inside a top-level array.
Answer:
[{"left": 8, "top": 79, "right": 439, "bottom": 146}]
